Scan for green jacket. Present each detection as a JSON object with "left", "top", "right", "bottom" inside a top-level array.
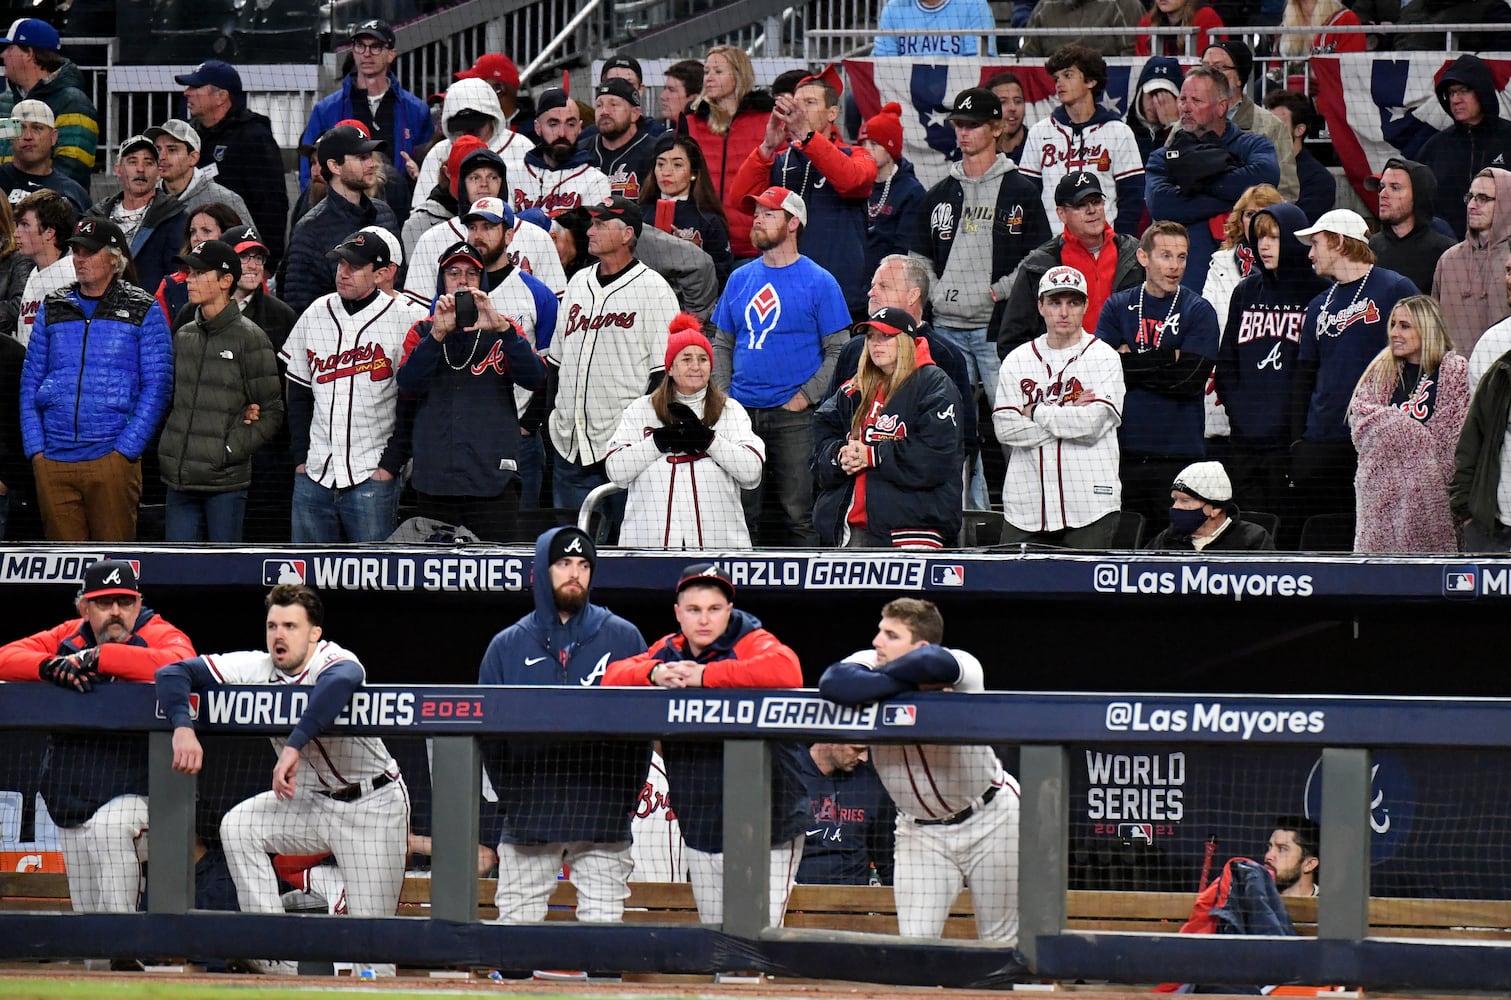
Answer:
[
  {"left": 0, "top": 60, "right": 100, "bottom": 189},
  {"left": 1450, "top": 347, "right": 1511, "bottom": 530},
  {"left": 158, "top": 302, "right": 285, "bottom": 492}
]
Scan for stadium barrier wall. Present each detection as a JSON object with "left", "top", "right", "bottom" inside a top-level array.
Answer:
[{"left": 1, "top": 683, "right": 1510, "bottom": 988}]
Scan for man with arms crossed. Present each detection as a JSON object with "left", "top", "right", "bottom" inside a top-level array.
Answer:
[{"left": 819, "top": 597, "right": 1020, "bottom": 944}]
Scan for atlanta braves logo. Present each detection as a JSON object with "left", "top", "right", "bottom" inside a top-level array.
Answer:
[
  {"left": 743, "top": 283, "right": 781, "bottom": 350},
  {"left": 514, "top": 189, "right": 585, "bottom": 214},
  {"left": 1398, "top": 374, "right": 1434, "bottom": 420},
  {"left": 930, "top": 202, "right": 954, "bottom": 241},
  {"left": 863, "top": 410, "right": 908, "bottom": 442},
  {"left": 1020, "top": 375, "right": 1086, "bottom": 405},
  {"left": 470, "top": 340, "right": 510, "bottom": 376},
  {"left": 309, "top": 343, "right": 394, "bottom": 383},
  {"left": 1319, "top": 299, "right": 1381, "bottom": 337},
  {"left": 636, "top": 781, "right": 675, "bottom": 820}
]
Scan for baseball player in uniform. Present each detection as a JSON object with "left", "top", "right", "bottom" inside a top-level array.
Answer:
[
  {"left": 993, "top": 264, "right": 1126, "bottom": 548},
  {"left": 476, "top": 526, "right": 649, "bottom": 922},
  {"left": 281, "top": 229, "right": 422, "bottom": 543},
  {"left": 819, "top": 597, "right": 1021, "bottom": 945},
  {"left": 0, "top": 561, "right": 195, "bottom": 928},
  {"left": 156, "top": 584, "right": 407, "bottom": 977}
]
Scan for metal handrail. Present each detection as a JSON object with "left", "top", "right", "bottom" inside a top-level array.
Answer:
[{"left": 523, "top": 0, "right": 610, "bottom": 85}]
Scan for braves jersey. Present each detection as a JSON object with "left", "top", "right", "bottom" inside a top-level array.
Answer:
[
  {"left": 17, "top": 255, "right": 74, "bottom": 346},
  {"left": 1021, "top": 110, "right": 1144, "bottom": 236},
  {"left": 836, "top": 647, "right": 1008, "bottom": 821},
  {"left": 511, "top": 161, "right": 612, "bottom": 217},
  {"left": 485, "top": 264, "right": 559, "bottom": 418},
  {"left": 200, "top": 641, "right": 398, "bottom": 788},
  {"left": 993, "top": 331, "right": 1125, "bottom": 531},
  {"left": 1299, "top": 266, "right": 1417, "bottom": 442},
  {"left": 712, "top": 255, "right": 852, "bottom": 409},
  {"left": 547, "top": 260, "right": 677, "bottom": 464},
  {"left": 405, "top": 217, "right": 567, "bottom": 302},
  {"left": 630, "top": 751, "right": 688, "bottom": 882},
  {"left": 410, "top": 130, "right": 534, "bottom": 213},
  {"left": 281, "top": 292, "right": 419, "bottom": 489}
]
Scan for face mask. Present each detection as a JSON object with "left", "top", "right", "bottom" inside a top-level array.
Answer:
[{"left": 1169, "top": 505, "right": 1208, "bottom": 537}]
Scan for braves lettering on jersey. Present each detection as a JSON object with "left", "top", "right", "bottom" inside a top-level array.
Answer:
[
  {"left": 512, "top": 161, "right": 612, "bottom": 216},
  {"left": 993, "top": 332, "right": 1125, "bottom": 531},
  {"left": 281, "top": 293, "right": 420, "bottom": 489},
  {"left": 630, "top": 751, "right": 688, "bottom": 882},
  {"left": 1020, "top": 109, "right": 1145, "bottom": 235}
]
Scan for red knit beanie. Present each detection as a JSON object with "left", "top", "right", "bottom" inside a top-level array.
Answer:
[
  {"left": 664, "top": 313, "right": 713, "bottom": 371},
  {"left": 860, "top": 102, "right": 904, "bottom": 163},
  {"left": 446, "top": 136, "right": 488, "bottom": 197}
]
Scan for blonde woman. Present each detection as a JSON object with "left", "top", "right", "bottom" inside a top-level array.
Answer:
[
  {"left": 1277, "top": 0, "right": 1363, "bottom": 89},
  {"left": 1348, "top": 295, "right": 1468, "bottom": 553},
  {"left": 680, "top": 45, "right": 773, "bottom": 258}
]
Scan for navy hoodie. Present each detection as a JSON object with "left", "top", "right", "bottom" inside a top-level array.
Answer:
[
  {"left": 476, "top": 527, "right": 651, "bottom": 845},
  {"left": 1418, "top": 54, "right": 1511, "bottom": 238},
  {"left": 1215, "top": 203, "right": 1326, "bottom": 449},
  {"left": 864, "top": 158, "right": 926, "bottom": 279}
]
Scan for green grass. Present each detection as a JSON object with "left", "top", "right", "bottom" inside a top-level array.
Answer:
[{"left": 0, "top": 980, "right": 570, "bottom": 1000}]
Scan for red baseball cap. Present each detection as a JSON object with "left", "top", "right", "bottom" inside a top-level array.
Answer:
[
  {"left": 456, "top": 53, "right": 520, "bottom": 89},
  {"left": 742, "top": 186, "right": 807, "bottom": 226}
]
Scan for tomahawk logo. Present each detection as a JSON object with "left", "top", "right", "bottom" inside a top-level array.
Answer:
[
  {"left": 100, "top": 567, "right": 123, "bottom": 587},
  {"left": 563, "top": 535, "right": 584, "bottom": 554},
  {"left": 743, "top": 284, "right": 782, "bottom": 350}
]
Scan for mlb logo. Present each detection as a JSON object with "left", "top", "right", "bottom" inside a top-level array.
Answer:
[
  {"left": 882, "top": 705, "right": 916, "bottom": 727},
  {"left": 1443, "top": 568, "right": 1477, "bottom": 597},
  {"left": 930, "top": 564, "right": 964, "bottom": 587},
  {"left": 155, "top": 693, "right": 200, "bottom": 721},
  {"left": 1118, "top": 823, "right": 1154, "bottom": 843},
  {"left": 264, "top": 559, "right": 306, "bottom": 586}
]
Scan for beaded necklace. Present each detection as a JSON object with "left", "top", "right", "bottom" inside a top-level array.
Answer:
[
  {"left": 1136, "top": 283, "right": 1181, "bottom": 349},
  {"left": 1317, "top": 266, "right": 1372, "bottom": 339}
]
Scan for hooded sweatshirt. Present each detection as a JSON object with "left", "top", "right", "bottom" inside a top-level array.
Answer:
[
  {"left": 0, "top": 59, "right": 97, "bottom": 189},
  {"left": 476, "top": 527, "right": 651, "bottom": 845},
  {"left": 409, "top": 80, "right": 535, "bottom": 213},
  {"left": 1432, "top": 166, "right": 1511, "bottom": 356},
  {"left": 1215, "top": 203, "right": 1326, "bottom": 448},
  {"left": 1368, "top": 157, "right": 1457, "bottom": 295},
  {"left": 1418, "top": 55, "right": 1511, "bottom": 239},
  {"left": 1129, "top": 57, "right": 1183, "bottom": 164},
  {"left": 1021, "top": 105, "right": 1145, "bottom": 237}
]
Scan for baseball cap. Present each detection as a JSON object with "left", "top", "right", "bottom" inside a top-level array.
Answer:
[
  {"left": 946, "top": 88, "right": 1002, "bottom": 123},
  {"left": 11, "top": 100, "right": 54, "bottom": 128},
  {"left": 145, "top": 119, "right": 201, "bottom": 153},
  {"left": 349, "top": 18, "right": 395, "bottom": 47},
  {"left": 536, "top": 88, "right": 571, "bottom": 115},
  {"left": 68, "top": 217, "right": 128, "bottom": 253},
  {"left": 595, "top": 78, "right": 641, "bottom": 108},
  {"left": 1038, "top": 264, "right": 1089, "bottom": 300},
  {"left": 602, "top": 55, "right": 643, "bottom": 83},
  {"left": 222, "top": 224, "right": 268, "bottom": 256},
  {"left": 118, "top": 134, "right": 157, "bottom": 160},
  {"left": 584, "top": 195, "right": 643, "bottom": 236},
  {"left": 677, "top": 562, "right": 734, "bottom": 601},
  {"left": 439, "top": 240, "right": 486, "bottom": 270},
  {"left": 851, "top": 306, "right": 918, "bottom": 339},
  {"left": 743, "top": 186, "right": 807, "bottom": 226},
  {"left": 1171, "top": 461, "right": 1237, "bottom": 512},
  {"left": 358, "top": 225, "right": 403, "bottom": 269},
  {"left": 1055, "top": 171, "right": 1104, "bottom": 207},
  {"left": 316, "top": 124, "right": 384, "bottom": 168},
  {"left": 177, "top": 239, "right": 242, "bottom": 281},
  {"left": 1363, "top": 156, "right": 1416, "bottom": 193},
  {"left": 0, "top": 18, "right": 60, "bottom": 52},
  {"left": 81, "top": 560, "right": 140, "bottom": 599},
  {"left": 461, "top": 195, "right": 515, "bottom": 227},
  {"left": 174, "top": 60, "right": 243, "bottom": 93},
  {"left": 326, "top": 229, "right": 393, "bottom": 269},
  {"left": 1294, "top": 208, "right": 1370, "bottom": 245},
  {"left": 455, "top": 53, "right": 520, "bottom": 89}
]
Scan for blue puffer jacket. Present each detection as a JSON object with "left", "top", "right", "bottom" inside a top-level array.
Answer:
[
  {"left": 476, "top": 527, "right": 651, "bottom": 846},
  {"left": 20, "top": 280, "right": 173, "bottom": 462},
  {"left": 298, "top": 72, "right": 436, "bottom": 190}
]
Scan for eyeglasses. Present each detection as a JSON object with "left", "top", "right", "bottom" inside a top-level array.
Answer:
[
  {"left": 443, "top": 266, "right": 481, "bottom": 280},
  {"left": 88, "top": 595, "right": 139, "bottom": 610},
  {"left": 1465, "top": 193, "right": 1497, "bottom": 205},
  {"left": 352, "top": 41, "right": 390, "bottom": 54}
]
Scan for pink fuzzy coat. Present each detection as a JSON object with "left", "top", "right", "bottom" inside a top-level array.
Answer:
[{"left": 1348, "top": 352, "right": 1469, "bottom": 553}]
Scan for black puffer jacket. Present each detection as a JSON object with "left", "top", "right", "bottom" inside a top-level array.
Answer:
[
  {"left": 0, "top": 250, "right": 35, "bottom": 335},
  {"left": 157, "top": 303, "right": 285, "bottom": 492},
  {"left": 1417, "top": 55, "right": 1511, "bottom": 238}
]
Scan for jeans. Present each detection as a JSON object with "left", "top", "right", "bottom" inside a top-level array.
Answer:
[
  {"left": 517, "top": 432, "right": 546, "bottom": 512},
  {"left": 291, "top": 473, "right": 400, "bottom": 543},
  {"left": 933, "top": 325, "right": 999, "bottom": 510},
  {"left": 416, "top": 486, "right": 521, "bottom": 542},
  {"left": 742, "top": 405, "right": 816, "bottom": 547},
  {"left": 164, "top": 488, "right": 248, "bottom": 543},
  {"left": 551, "top": 447, "right": 624, "bottom": 542}
]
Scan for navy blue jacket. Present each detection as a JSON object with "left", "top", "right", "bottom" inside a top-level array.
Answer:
[
  {"left": 768, "top": 139, "right": 874, "bottom": 317},
  {"left": 86, "top": 192, "right": 187, "bottom": 296},
  {"left": 397, "top": 309, "right": 546, "bottom": 498},
  {"left": 299, "top": 71, "right": 435, "bottom": 191},
  {"left": 795, "top": 751, "right": 896, "bottom": 886},
  {"left": 280, "top": 190, "right": 400, "bottom": 317},
  {"left": 827, "top": 320, "right": 976, "bottom": 447},
  {"left": 864, "top": 158, "right": 925, "bottom": 279},
  {"left": 477, "top": 527, "right": 650, "bottom": 846}
]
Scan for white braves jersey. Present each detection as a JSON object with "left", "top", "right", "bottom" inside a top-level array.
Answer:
[
  {"left": 840, "top": 647, "right": 1009, "bottom": 821},
  {"left": 511, "top": 161, "right": 612, "bottom": 218},
  {"left": 1020, "top": 114, "right": 1144, "bottom": 236},
  {"left": 18, "top": 255, "right": 75, "bottom": 346},
  {"left": 547, "top": 260, "right": 677, "bottom": 464},
  {"left": 488, "top": 266, "right": 548, "bottom": 419},
  {"left": 993, "top": 331, "right": 1125, "bottom": 531},
  {"left": 630, "top": 751, "right": 688, "bottom": 882},
  {"left": 281, "top": 292, "right": 417, "bottom": 489},
  {"left": 409, "top": 130, "right": 534, "bottom": 212},
  {"left": 201, "top": 640, "right": 398, "bottom": 788},
  {"left": 404, "top": 217, "right": 566, "bottom": 301}
]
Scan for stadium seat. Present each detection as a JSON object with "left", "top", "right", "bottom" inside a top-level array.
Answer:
[
  {"left": 1244, "top": 510, "right": 1280, "bottom": 540},
  {"left": 1112, "top": 510, "right": 1145, "bottom": 550},
  {"left": 961, "top": 509, "right": 1005, "bottom": 546},
  {"left": 1299, "top": 512, "right": 1355, "bottom": 552}
]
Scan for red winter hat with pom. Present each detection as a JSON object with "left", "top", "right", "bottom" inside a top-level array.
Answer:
[
  {"left": 860, "top": 102, "right": 904, "bottom": 163},
  {"left": 446, "top": 135, "right": 489, "bottom": 197},
  {"left": 664, "top": 313, "right": 714, "bottom": 371}
]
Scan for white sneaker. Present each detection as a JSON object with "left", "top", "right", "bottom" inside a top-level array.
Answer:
[{"left": 237, "top": 958, "right": 299, "bottom": 975}]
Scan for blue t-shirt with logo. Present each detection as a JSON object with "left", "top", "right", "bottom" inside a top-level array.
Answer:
[{"left": 713, "top": 255, "right": 851, "bottom": 409}]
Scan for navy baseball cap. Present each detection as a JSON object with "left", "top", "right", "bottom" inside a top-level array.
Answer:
[
  {"left": 677, "top": 563, "right": 734, "bottom": 601},
  {"left": 439, "top": 240, "right": 485, "bottom": 270},
  {"left": 1055, "top": 171, "right": 1104, "bottom": 207},
  {"left": 176, "top": 239, "right": 242, "bottom": 282},
  {"left": 350, "top": 19, "right": 395, "bottom": 47},
  {"left": 585, "top": 195, "right": 643, "bottom": 237},
  {"left": 316, "top": 124, "right": 384, "bottom": 167},
  {"left": 327, "top": 230, "right": 393, "bottom": 269},
  {"left": 81, "top": 560, "right": 140, "bottom": 599},
  {"left": 175, "top": 60, "right": 243, "bottom": 93},
  {"left": 595, "top": 78, "right": 641, "bottom": 108},
  {"left": 1, "top": 18, "right": 60, "bottom": 52},
  {"left": 69, "top": 218, "right": 128, "bottom": 253}
]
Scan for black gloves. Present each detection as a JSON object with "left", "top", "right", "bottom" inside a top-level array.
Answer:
[
  {"left": 1164, "top": 129, "right": 1242, "bottom": 197},
  {"left": 38, "top": 648, "right": 101, "bottom": 693},
  {"left": 652, "top": 402, "right": 716, "bottom": 454}
]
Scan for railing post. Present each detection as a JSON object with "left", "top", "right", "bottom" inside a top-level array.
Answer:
[
  {"left": 721, "top": 739, "right": 772, "bottom": 939},
  {"left": 1318, "top": 747, "right": 1372, "bottom": 940},
  {"left": 146, "top": 730, "right": 196, "bottom": 914},
  {"left": 1017, "top": 744, "right": 1069, "bottom": 972},
  {"left": 430, "top": 736, "right": 482, "bottom": 923}
]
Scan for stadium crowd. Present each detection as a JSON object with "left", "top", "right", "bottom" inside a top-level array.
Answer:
[{"left": 1, "top": 10, "right": 1511, "bottom": 552}]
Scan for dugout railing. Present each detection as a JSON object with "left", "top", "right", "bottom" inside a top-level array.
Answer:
[{"left": 2, "top": 684, "right": 1511, "bottom": 988}]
